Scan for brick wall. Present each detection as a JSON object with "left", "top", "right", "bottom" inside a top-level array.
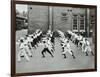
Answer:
[
  {"left": 28, "top": 5, "right": 95, "bottom": 35},
  {"left": 28, "top": 5, "right": 49, "bottom": 34}
]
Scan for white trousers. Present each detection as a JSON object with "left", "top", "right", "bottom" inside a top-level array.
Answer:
[
  {"left": 84, "top": 46, "right": 92, "bottom": 52},
  {"left": 17, "top": 48, "right": 30, "bottom": 62},
  {"left": 24, "top": 45, "right": 33, "bottom": 56},
  {"left": 82, "top": 44, "right": 85, "bottom": 52},
  {"left": 62, "top": 47, "right": 73, "bottom": 55}
]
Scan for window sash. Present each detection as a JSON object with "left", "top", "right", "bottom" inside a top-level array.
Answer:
[{"left": 72, "top": 15, "right": 85, "bottom": 32}]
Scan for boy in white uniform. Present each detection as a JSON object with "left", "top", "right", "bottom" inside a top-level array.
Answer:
[
  {"left": 47, "top": 30, "right": 52, "bottom": 37},
  {"left": 83, "top": 38, "right": 94, "bottom": 56},
  {"left": 25, "top": 35, "right": 34, "bottom": 55},
  {"left": 77, "top": 34, "right": 83, "bottom": 47},
  {"left": 47, "top": 37, "right": 54, "bottom": 53},
  {"left": 41, "top": 38, "right": 54, "bottom": 58},
  {"left": 26, "top": 35, "right": 33, "bottom": 47},
  {"left": 62, "top": 40, "right": 75, "bottom": 59},
  {"left": 17, "top": 39, "right": 31, "bottom": 62}
]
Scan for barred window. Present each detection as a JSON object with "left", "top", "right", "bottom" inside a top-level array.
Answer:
[
  {"left": 72, "top": 15, "right": 78, "bottom": 31},
  {"left": 79, "top": 15, "right": 85, "bottom": 30}
]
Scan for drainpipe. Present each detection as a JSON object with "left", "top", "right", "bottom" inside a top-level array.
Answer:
[
  {"left": 85, "top": 8, "right": 90, "bottom": 37},
  {"left": 48, "top": 6, "right": 53, "bottom": 31}
]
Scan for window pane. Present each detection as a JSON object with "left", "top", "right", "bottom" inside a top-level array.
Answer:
[{"left": 79, "top": 15, "right": 85, "bottom": 30}]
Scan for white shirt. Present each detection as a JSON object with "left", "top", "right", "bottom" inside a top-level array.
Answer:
[
  {"left": 27, "top": 37, "right": 33, "bottom": 42},
  {"left": 62, "top": 42, "right": 71, "bottom": 54},
  {"left": 66, "top": 43, "right": 70, "bottom": 49},
  {"left": 19, "top": 43, "right": 25, "bottom": 49},
  {"left": 85, "top": 41, "right": 90, "bottom": 46},
  {"left": 77, "top": 35, "right": 83, "bottom": 40},
  {"left": 57, "top": 30, "right": 65, "bottom": 38}
]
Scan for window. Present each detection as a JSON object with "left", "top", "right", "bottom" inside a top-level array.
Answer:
[
  {"left": 72, "top": 14, "right": 85, "bottom": 32},
  {"left": 79, "top": 15, "right": 85, "bottom": 31},
  {"left": 72, "top": 15, "right": 78, "bottom": 31}
]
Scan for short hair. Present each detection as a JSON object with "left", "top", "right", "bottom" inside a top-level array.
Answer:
[
  {"left": 26, "top": 35, "right": 28, "bottom": 37},
  {"left": 43, "top": 41, "right": 46, "bottom": 43},
  {"left": 24, "top": 37, "right": 27, "bottom": 40},
  {"left": 20, "top": 39, "right": 24, "bottom": 43},
  {"left": 31, "top": 36, "right": 33, "bottom": 38},
  {"left": 85, "top": 38, "right": 87, "bottom": 41},
  {"left": 67, "top": 40, "right": 69, "bottom": 43}
]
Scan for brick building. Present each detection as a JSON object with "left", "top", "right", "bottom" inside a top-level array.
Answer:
[{"left": 28, "top": 5, "right": 96, "bottom": 37}]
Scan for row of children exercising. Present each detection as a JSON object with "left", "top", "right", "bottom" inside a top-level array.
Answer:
[
  {"left": 64, "top": 30, "right": 94, "bottom": 56},
  {"left": 16, "top": 29, "right": 94, "bottom": 62},
  {"left": 16, "top": 29, "right": 55, "bottom": 62}
]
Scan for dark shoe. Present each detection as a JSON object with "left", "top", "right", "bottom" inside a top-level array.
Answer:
[
  {"left": 72, "top": 55, "right": 76, "bottom": 59},
  {"left": 42, "top": 56, "right": 45, "bottom": 58},
  {"left": 62, "top": 54, "right": 66, "bottom": 59},
  {"left": 91, "top": 52, "right": 94, "bottom": 56},
  {"left": 30, "top": 55, "right": 33, "bottom": 57},
  {"left": 51, "top": 54, "right": 54, "bottom": 58},
  {"left": 85, "top": 52, "right": 88, "bottom": 56},
  {"left": 64, "top": 57, "right": 66, "bottom": 59},
  {"left": 21, "top": 55, "right": 24, "bottom": 57}
]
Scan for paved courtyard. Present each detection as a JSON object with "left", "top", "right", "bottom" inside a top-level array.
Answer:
[{"left": 16, "top": 29, "right": 95, "bottom": 73}]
